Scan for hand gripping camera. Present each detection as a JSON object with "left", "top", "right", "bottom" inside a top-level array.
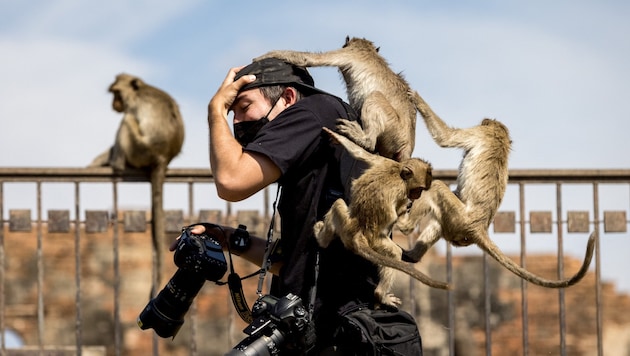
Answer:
[
  {"left": 227, "top": 293, "right": 316, "bottom": 356},
  {"left": 137, "top": 226, "right": 227, "bottom": 338}
]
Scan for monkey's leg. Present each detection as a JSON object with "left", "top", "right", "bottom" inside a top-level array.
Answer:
[
  {"left": 119, "top": 114, "right": 155, "bottom": 168},
  {"left": 337, "top": 91, "right": 394, "bottom": 156},
  {"left": 405, "top": 220, "right": 442, "bottom": 263},
  {"left": 314, "top": 199, "right": 349, "bottom": 248},
  {"left": 373, "top": 237, "right": 403, "bottom": 307},
  {"left": 88, "top": 148, "right": 113, "bottom": 168},
  {"left": 108, "top": 120, "right": 134, "bottom": 172},
  {"left": 405, "top": 180, "right": 470, "bottom": 261}
]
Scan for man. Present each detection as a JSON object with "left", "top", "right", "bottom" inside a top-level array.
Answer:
[{"left": 194, "top": 58, "right": 385, "bottom": 354}]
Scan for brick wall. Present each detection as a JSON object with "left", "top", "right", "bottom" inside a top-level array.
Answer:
[{"left": 3, "top": 212, "right": 629, "bottom": 355}]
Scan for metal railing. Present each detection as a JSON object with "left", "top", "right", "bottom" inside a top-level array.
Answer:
[{"left": 0, "top": 167, "right": 628, "bottom": 355}]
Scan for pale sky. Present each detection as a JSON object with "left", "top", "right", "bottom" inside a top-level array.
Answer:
[{"left": 1, "top": 1, "right": 629, "bottom": 294}]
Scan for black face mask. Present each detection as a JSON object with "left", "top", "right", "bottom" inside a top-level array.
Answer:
[
  {"left": 233, "top": 95, "right": 281, "bottom": 146},
  {"left": 234, "top": 117, "right": 269, "bottom": 146}
]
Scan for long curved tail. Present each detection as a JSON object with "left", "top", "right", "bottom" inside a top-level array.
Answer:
[
  {"left": 477, "top": 231, "right": 596, "bottom": 288},
  {"left": 351, "top": 233, "right": 450, "bottom": 290},
  {"left": 150, "top": 164, "right": 167, "bottom": 297}
]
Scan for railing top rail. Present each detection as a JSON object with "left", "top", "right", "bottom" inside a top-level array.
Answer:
[
  {"left": 0, "top": 167, "right": 214, "bottom": 183},
  {"left": 0, "top": 167, "right": 628, "bottom": 183}
]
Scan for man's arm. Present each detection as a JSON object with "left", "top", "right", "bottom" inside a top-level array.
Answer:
[{"left": 207, "top": 67, "right": 281, "bottom": 201}]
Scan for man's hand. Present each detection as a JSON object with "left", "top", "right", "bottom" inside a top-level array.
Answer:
[
  {"left": 208, "top": 66, "right": 256, "bottom": 120},
  {"left": 168, "top": 223, "right": 235, "bottom": 251}
]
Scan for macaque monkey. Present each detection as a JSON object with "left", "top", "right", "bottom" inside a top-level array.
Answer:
[
  {"left": 396, "top": 90, "right": 595, "bottom": 288},
  {"left": 314, "top": 127, "right": 448, "bottom": 308},
  {"left": 90, "top": 73, "right": 185, "bottom": 292},
  {"left": 255, "top": 36, "right": 416, "bottom": 161}
]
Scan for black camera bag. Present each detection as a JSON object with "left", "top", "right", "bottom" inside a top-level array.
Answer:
[{"left": 334, "top": 303, "right": 423, "bottom": 356}]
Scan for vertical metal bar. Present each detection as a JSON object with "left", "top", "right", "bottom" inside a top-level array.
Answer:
[
  {"left": 519, "top": 183, "right": 529, "bottom": 356},
  {"left": 447, "top": 243, "right": 455, "bottom": 356},
  {"left": 36, "top": 181, "right": 44, "bottom": 354},
  {"left": 112, "top": 180, "right": 122, "bottom": 356},
  {"left": 0, "top": 182, "right": 5, "bottom": 356},
  {"left": 74, "top": 182, "right": 83, "bottom": 356},
  {"left": 556, "top": 183, "right": 566, "bottom": 356},
  {"left": 483, "top": 252, "right": 491, "bottom": 356},
  {"left": 188, "top": 181, "right": 198, "bottom": 356},
  {"left": 593, "top": 183, "right": 603, "bottom": 356}
]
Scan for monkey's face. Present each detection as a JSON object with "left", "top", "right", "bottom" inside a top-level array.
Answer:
[
  {"left": 108, "top": 74, "right": 142, "bottom": 113},
  {"left": 110, "top": 90, "right": 124, "bottom": 113},
  {"left": 343, "top": 36, "right": 379, "bottom": 53},
  {"left": 400, "top": 159, "right": 433, "bottom": 201},
  {"left": 408, "top": 187, "right": 424, "bottom": 200}
]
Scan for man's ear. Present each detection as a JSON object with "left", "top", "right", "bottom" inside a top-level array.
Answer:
[{"left": 282, "top": 87, "right": 298, "bottom": 107}]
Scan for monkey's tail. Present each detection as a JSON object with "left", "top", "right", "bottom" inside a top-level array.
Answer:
[
  {"left": 150, "top": 163, "right": 167, "bottom": 297},
  {"left": 476, "top": 231, "right": 596, "bottom": 288},
  {"left": 351, "top": 233, "right": 450, "bottom": 290},
  {"left": 409, "top": 90, "right": 433, "bottom": 121},
  {"left": 409, "top": 90, "right": 453, "bottom": 147}
]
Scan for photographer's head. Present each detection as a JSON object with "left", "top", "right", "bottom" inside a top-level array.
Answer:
[{"left": 231, "top": 58, "right": 326, "bottom": 145}]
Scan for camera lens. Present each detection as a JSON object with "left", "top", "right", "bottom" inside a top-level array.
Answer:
[
  {"left": 226, "top": 328, "right": 285, "bottom": 356},
  {"left": 137, "top": 268, "right": 206, "bottom": 338}
]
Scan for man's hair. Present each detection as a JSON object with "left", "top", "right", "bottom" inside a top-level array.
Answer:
[{"left": 260, "top": 85, "right": 307, "bottom": 104}]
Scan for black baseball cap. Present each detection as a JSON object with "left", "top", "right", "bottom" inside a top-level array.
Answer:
[{"left": 234, "top": 58, "right": 330, "bottom": 96}]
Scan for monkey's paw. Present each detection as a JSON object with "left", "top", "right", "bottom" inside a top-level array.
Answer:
[
  {"left": 336, "top": 119, "right": 374, "bottom": 152},
  {"left": 377, "top": 293, "right": 402, "bottom": 309},
  {"left": 313, "top": 221, "right": 332, "bottom": 248}
]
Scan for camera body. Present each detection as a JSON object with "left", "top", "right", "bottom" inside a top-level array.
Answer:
[
  {"left": 227, "top": 293, "right": 316, "bottom": 356},
  {"left": 137, "top": 226, "right": 227, "bottom": 338}
]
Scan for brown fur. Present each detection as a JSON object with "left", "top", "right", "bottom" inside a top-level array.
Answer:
[
  {"left": 255, "top": 36, "right": 416, "bottom": 161},
  {"left": 397, "top": 90, "right": 595, "bottom": 288},
  {"left": 89, "top": 73, "right": 185, "bottom": 293},
  {"left": 314, "top": 127, "right": 448, "bottom": 308}
]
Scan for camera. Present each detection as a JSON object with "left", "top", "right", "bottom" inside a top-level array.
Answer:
[
  {"left": 137, "top": 226, "right": 227, "bottom": 338},
  {"left": 227, "top": 293, "right": 316, "bottom": 356}
]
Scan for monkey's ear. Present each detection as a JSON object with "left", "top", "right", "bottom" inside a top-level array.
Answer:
[
  {"left": 400, "top": 166, "right": 413, "bottom": 180},
  {"left": 343, "top": 36, "right": 351, "bottom": 48}
]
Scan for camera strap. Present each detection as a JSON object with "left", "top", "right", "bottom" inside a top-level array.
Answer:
[
  {"left": 193, "top": 223, "right": 252, "bottom": 324},
  {"left": 307, "top": 250, "right": 320, "bottom": 323},
  {"left": 256, "top": 184, "right": 282, "bottom": 296},
  {"left": 219, "top": 184, "right": 282, "bottom": 324}
]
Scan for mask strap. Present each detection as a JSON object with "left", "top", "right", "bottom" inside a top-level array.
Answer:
[{"left": 262, "top": 94, "right": 282, "bottom": 120}]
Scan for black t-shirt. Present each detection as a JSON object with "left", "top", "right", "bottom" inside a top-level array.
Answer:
[{"left": 243, "top": 93, "right": 379, "bottom": 344}]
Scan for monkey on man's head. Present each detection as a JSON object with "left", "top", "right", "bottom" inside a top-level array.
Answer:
[{"left": 255, "top": 36, "right": 416, "bottom": 162}]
